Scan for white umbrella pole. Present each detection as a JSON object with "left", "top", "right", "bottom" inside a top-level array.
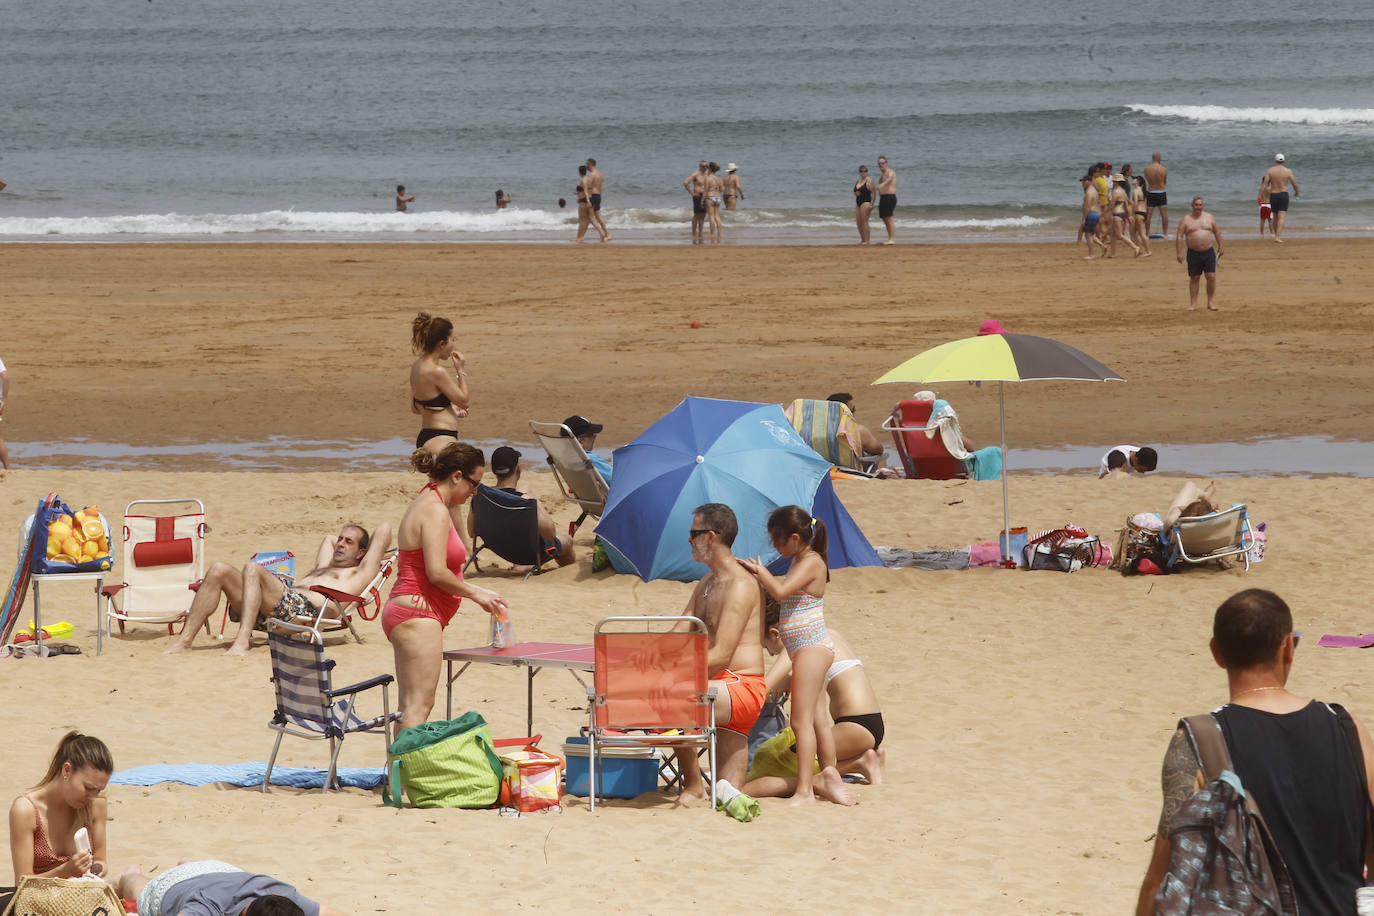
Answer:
[{"left": 1000, "top": 381, "right": 1011, "bottom": 563}]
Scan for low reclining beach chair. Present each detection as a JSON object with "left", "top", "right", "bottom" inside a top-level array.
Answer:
[
  {"left": 530, "top": 419, "right": 611, "bottom": 533},
  {"left": 101, "top": 498, "right": 209, "bottom": 643},
  {"left": 466, "top": 484, "right": 551, "bottom": 581},
  {"left": 881, "top": 400, "right": 972, "bottom": 480},
  {"left": 783, "top": 398, "right": 875, "bottom": 475},
  {"left": 586, "top": 616, "right": 717, "bottom": 811},
  {"left": 268, "top": 550, "right": 397, "bottom": 646},
  {"left": 1164, "top": 504, "right": 1256, "bottom": 572},
  {"left": 263, "top": 630, "right": 400, "bottom": 793}
]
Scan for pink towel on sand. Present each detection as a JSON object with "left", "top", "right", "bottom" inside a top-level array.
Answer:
[{"left": 1317, "top": 634, "right": 1374, "bottom": 648}]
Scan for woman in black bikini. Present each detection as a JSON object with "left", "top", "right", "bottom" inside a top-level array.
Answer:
[
  {"left": 854, "top": 164, "right": 875, "bottom": 245},
  {"left": 410, "top": 312, "right": 470, "bottom": 455}
]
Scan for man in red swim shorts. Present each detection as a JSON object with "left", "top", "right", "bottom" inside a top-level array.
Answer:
[{"left": 665, "top": 503, "right": 767, "bottom": 799}]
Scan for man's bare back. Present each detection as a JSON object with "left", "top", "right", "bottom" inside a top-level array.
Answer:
[
  {"left": 1263, "top": 164, "right": 1295, "bottom": 194},
  {"left": 1144, "top": 160, "right": 1166, "bottom": 190}
]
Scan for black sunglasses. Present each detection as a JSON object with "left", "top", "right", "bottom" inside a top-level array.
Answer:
[{"left": 689, "top": 528, "right": 714, "bottom": 540}]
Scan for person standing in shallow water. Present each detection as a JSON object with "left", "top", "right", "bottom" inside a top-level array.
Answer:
[
  {"left": 854, "top": 164, "right": 875, "bottom": 244},
  {"left": 396, "top": 184, "right": 414, "bottom": 212}
]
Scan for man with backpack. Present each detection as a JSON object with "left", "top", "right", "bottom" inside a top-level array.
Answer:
[{"left": 1135, "top": 588, "right": 1374, "bottom": 915}]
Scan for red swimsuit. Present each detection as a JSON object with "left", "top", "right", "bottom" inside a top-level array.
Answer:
[{"left": 381, "top": 484, "right": 468, "bottom": 638}]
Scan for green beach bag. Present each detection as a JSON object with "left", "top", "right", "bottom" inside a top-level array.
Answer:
[{"left": 383, "top": 711, "right": 503, "bottom": 809}]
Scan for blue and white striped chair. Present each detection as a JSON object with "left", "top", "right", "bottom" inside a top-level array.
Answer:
[{"left": 264, "top": 630, "right": 400, "bottom": 793}]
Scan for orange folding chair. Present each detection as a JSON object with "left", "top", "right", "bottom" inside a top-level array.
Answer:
[
  {"left": 881, "top": 400, "right": 973, "bottom": 480},
  {"left": 586, "top": 615, "right": 717, "bottom": 812}
]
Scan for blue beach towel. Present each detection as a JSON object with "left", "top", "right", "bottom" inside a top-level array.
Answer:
[{"left": 111, "top": 762, "right": 386, "bottom": 789}]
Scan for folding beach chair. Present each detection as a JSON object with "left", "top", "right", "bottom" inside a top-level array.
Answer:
[
  {"left": 783, "top": 398, "right": 875, "bottom": 475},
  {"left": 586, "top": 616, "right": 717, "bottom": 812},
  {"left": 1164, "top": 504, "right": 1257, "bottom": 572},
  {"left": 263, "top": 630, "right": 400, "bottom": 793},
  {"left": 881, "top": 400, "right": 973, "bottom": 480},
  {"left": 101, "top": 498, "right": 209, "bottom": 640},
  {"left": 529, "top": 419, "right": 611, "bottom": 533},
  {"left": 465, "top": 485, "right": 549, "bottom": 581},
  {"left": 268, "top": 550, "right": 397, "bottom": 645}
]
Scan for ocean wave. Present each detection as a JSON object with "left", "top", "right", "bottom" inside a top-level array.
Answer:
[
  {"left": 0, "top": 208, "right": 1054, "bottom": 237},
  {"left": 1125, "top": 104, "right": 1374, "bottom": 125}
]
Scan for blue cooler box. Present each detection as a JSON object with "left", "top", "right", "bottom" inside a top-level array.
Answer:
[{"left": 562, "top": 735, "right": 660, "bottom": 798}]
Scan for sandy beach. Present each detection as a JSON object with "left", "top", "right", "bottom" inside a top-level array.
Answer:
[{"left": 2, "top": 241, "right": 1373, "bottom": 914}]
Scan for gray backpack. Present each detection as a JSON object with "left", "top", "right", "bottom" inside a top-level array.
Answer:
[{"left": 1152, "top": 713, "right": 1297, "bottom": 916}]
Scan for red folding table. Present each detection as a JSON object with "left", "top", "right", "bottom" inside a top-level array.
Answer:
[{"left": 443, "top": 642, "right": 594, "bottom": 735}]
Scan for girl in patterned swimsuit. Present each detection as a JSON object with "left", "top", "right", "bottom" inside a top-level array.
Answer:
[{"left": 738, "top": 506, "right": 855, "bottom": 806}]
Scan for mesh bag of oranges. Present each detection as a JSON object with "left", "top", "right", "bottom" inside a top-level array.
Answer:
[{"left": 32, "top": 499, "right": 114, "bottom": 574}]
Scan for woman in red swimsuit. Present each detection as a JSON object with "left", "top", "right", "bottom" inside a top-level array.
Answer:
[
  {"left": 9, "top": 731, "right": 113, "bottom": 881},
  {"left": 383, "top": 442, "right": 509, "bottom": 733}
]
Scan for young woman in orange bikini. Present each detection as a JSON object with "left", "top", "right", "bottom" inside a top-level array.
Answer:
[
  {"left": 9, "top": 732, "right": 113, "bottom": 881},
  {"left": 410, "top": 313, "right": 471, "bottom": 456},
  {"left": 383, "top": 443, "right": 509, "bottom": 733},
  {"left": 738, "top": 506, "right": 855, "bottom": 806}
]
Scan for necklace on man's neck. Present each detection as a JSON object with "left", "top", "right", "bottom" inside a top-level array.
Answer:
[{"left": 1232, "top": 685, "right": 1286, "bottom": 699}]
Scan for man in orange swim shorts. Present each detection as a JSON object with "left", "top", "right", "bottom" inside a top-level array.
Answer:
[{"left": 666, "top": 503, "right": 767, "bottom": 799}]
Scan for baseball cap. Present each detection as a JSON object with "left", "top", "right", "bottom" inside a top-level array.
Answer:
[
  {"left": 490, "top": 446, "right": 521, "bottom": 476},
  {"left": 562, "top": 415, "right": 604, "bottom": 438},
  {"left": 1275, "top": 153, "right": 1285, "bottom": 162}
]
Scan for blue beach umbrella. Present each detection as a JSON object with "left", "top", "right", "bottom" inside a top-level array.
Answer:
[{"left": 596, "top": 397, "right": 878, "bottom": 582}]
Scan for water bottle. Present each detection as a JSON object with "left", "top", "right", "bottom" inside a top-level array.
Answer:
[{"left": 489, "top": 606, "right": 513, "bottom": 649}]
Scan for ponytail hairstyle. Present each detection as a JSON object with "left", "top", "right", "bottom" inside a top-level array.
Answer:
[
  {"left": 411, "top": 312, "right": 454, "bottom": 355},
  {"left": 766, "top": 505, "right": 829, "bottom": 580},
  {"left": 37, "top": 731, "right": 114, "bottom": 787},
  {"left": 410, "top": 441, "right": 484, "bottom": 482}
]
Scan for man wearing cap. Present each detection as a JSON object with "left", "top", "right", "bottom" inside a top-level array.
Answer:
[
  {"left": 1176, "top": 197, "right": 1224, "bottom": 311},
  {"left": 683, "top": 161, "right": 709, "bottom": 240},
  {"left": 723, "top": 163, "right": 744, "bottom": 211},
  {"left": 563, "top": 414, "right": 613, "bottom": 487},
  {"left": 1260, "top": 154, "right": 1299, "bottom": 243},
  {"left": 468, "top": 446, "right": 574, "bottom": 568}
]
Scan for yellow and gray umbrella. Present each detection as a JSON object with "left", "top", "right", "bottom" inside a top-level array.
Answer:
[{"left": 873, "top": 333, "right": 1125, "bottom": 563}]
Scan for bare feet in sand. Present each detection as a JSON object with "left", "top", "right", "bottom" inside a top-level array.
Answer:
[
  {"left": 224, "top": 643, "right": 250, "bottom": 657},
  {"left": 163, "top": 641, "right": 191, "bottom": 654},
  {"left": 850, "top": 748, "right": 886, "bottom": 785},
  {"left": 815, "top": 766, "right": 858, "bottom": 806}
]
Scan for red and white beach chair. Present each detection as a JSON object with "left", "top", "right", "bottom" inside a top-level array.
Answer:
[
  {"left": 100, "top": 498, "right": 208, "bottom": 647},
  {"left": 881, "top": 400, "right": 973, "bottom": 480}
]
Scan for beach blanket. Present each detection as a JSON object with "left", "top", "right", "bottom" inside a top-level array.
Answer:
[
  {"left": 875, "top": 547, "right": 971, "bottom": 570},
  {"left": 1317, "top": 634, "right": 1374, "bottom": 648},
  {"left": 111, "top": 762, "right": 387, "bottom": 789}
]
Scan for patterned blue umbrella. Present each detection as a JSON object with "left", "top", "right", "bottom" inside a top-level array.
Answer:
[{"left": 597, "top": 397, "right": 864, "bottom": 582}]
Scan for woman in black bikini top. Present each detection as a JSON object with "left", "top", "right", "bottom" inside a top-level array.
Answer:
[
  {"left": 409, "top": 312, "right": 470, "bottom": 454},
  {"left": 854, "top": 165, "right": 875, "bottom": 245}
]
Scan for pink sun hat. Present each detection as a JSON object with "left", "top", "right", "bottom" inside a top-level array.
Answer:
[{"left": 977, "top": 318, "right": 1007, "bottom": 336}]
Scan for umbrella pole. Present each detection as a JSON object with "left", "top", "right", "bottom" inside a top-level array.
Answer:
[{"left": 1000, "top": 381, "right": 1011, "bottom": 563}]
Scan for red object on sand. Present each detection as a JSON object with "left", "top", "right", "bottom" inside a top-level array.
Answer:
[{"left": 690, "top": 320, "right": 701, "bottom": 328}]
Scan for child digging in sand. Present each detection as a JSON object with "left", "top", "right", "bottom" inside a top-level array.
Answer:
[{"left": 738, "top": 506, "right": 855, "bottom": 806}]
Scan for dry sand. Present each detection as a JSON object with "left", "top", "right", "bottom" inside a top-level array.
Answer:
[{"left": 2, "top": 241, "right": 1373, "bottom": 914}]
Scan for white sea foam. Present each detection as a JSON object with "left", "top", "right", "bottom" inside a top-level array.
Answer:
[
  {"left": 1126, "top": 104, "right": 1374, "bottom": 125},
  {"left": 0, "top": 208, "right": 1053, "bottom": 238}
]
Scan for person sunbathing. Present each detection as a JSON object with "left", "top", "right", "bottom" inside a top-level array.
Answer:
[
  {"left": 1162, "top": 479, "right": 1221, "bottom": 530},
  {"left": 121, "top": 858, "right": 350, "bottom": 916},
  {"left": 826, "top": 392, "right": 887, "bottom": 469},
  {"left": 165, "top": 523, "right": 392, "bottom": 656},
  {"left": 741, "top": 603, "right": 885, "bottom": 798},
  {"left": 466, "top": 446, "right": 573, "bottom": 569}
]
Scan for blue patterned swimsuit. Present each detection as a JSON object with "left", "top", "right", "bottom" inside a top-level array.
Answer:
[{"left": 778, "top": 593, "right": 835, "bottom": 658}]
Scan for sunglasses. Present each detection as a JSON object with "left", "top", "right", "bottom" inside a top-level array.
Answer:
[{"left": 689, "top": 528, "right": 714, "bottom": 541}]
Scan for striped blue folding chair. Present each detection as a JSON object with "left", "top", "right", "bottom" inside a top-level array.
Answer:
[{"left": 264, "top": 630, "right": 400, "bottom": 793}]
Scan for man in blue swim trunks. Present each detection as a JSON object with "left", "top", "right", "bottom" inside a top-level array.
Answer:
[
  {"left": 1176, "top": 196, "right": 1224, "bottom": 311},
  {"left": 1080, "top": 171, "right": 1106, "bottom": 259}
]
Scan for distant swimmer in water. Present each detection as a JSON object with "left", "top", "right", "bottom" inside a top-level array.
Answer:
[
  {"left": 410, "top": 312, "right": 471, "bottom": 453},
  {"left": 396, "top": 184, "right": 415, "bottom": 212},
  {"left": 0, "top": 177, "right": 7, "bottom": 193},
  {"left": 495, "top": 189, "right": 513, "bottom": 209}
]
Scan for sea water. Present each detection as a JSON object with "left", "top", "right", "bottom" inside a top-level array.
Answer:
[{"left": 2, "top": 0, "right": 1372, "bottom": 242}]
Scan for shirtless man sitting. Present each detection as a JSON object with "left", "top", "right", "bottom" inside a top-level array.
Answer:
[
  {"left": 166, "top": 523, "right": 392, "bottom": 656},
  {"left": 655, "top": 503, "right": 766, "bottom": 799},
  {"left": 1175, "top": 196, "right": 1224, "bottom": 311}
]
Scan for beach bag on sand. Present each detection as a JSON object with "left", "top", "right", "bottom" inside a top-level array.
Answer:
[
  {"left": 1112, "top": 513, "right": 1163, "bottom": 572},
  {"left": 29, "top": 499, "right": 114, "bottom": 575},
  {"left": 1153, "top": 714, "right": 1296, "bottom": 916},
  {"left": 495, "top": 737, "right": 563, "bottom": 814},
  {"left": 1023, "top": 536, "right": 1101, "bottom": 572},
  {"left": 384, "top": 711, "right": 503, "bottom": 809},
  {"left": 1, "top": 875, "right": 124, "bottom": 916}
]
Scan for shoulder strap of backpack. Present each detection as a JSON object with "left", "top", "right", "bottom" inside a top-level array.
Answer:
[{"left": 1180, "top": 713, "right": 1233, "bottom": 782}]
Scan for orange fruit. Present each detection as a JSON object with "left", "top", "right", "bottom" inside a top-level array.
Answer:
[
  {"left": 97, "top": 536, "right": 110, "bottom": 553},
  {"left": 62, "top": 536, "right": 81, "bottom": 557},
  {"left": 53, "top": 554, "right": 77, "bottom": 564},
  {"left": 46, "top": 538, "right": 61, "bottom": 558},
  {"left": 85, "top": 506, "right": 100, "bottom": 519},
  {"left": 81, "top": 520, "right": 104, "bottom": 539},
  {"left": 48, "top": 520, "right": 73, "bottom": 539},
  {"left": 82, "top": 541, "right": 100, "bottom": 559}
]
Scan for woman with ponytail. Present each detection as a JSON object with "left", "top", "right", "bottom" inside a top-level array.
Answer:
[
  {"left": 383, "top": 443, "right": 509, "bottom": 733},
  {"left": 409, "top": 312, "right": 471, "bottom": 455},
  {"left": 9, "top": 731, "right": 113, "bottom": 880}
]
